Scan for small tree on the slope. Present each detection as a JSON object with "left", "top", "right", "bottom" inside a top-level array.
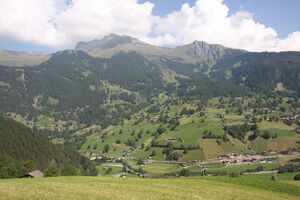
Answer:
[
  {"left": 294, "top": 173, "right": 300, "bottom": 181},
  {"left": 150, "top": 150, "right": 156, "bottom": 157},
  {"left": 180, "top": 168, "right": 191, "bottom": 177},
  {"left": 271, "top": 174, "right": 277, "bottom": 182},
  {"left": 103, "top": 144, "right": 110, "bottom": 153},
  {"left": 137, "top": 158, "right": 144, "bottom": 165}
]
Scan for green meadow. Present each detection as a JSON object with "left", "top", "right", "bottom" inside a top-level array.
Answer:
[{"left": 0, "top": 176, "right": 299, "bottom": 200}]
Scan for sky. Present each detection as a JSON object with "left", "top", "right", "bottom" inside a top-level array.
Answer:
[{"left": 0, "top": 0, "right": 299, "bottom": 52}]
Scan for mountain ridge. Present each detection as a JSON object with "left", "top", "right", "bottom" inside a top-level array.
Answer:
[{"left": 1, "top": 33, "right": 299, "bottom": 67}]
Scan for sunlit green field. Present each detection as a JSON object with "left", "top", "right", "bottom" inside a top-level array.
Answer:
[
  {"left": 0, "top": 176, "right": 299, "bottom": 200},
  {"left": 78, "top": 95, "right": 300, "bottom": 161},
  {"left": 207, "top": 162, "right": 280, "bottom": 173}
]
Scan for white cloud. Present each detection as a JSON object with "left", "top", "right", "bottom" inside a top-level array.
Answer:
[
  {"left": 148, "top": 0, "right": 288, "bottom": 52},
  {"left": 270, "top": 31, "right": 300, "bottom": 52},
  {"left": 0, "top": 0, "right": 299, "bottom": 52},
  {"left": 0, "top": 0, "right": 63, "bottom": 47},
  {"left": 55, "top": 0, "right": 156, "bottom": 47},
  {"left": 0, "top": 0, "right": 155, "bottom": 48}
]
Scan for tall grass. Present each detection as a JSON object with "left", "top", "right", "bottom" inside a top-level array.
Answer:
[{"left": 0, "top": 176, "right": 299, "bottom": 200}]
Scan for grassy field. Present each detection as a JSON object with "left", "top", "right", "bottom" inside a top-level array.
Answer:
[
  {"left": 142, "top": 163, "right": 180, "bottom": 175},
  {"left": 97, "top": 166, "right": 123, "bottom": 176},
  {"left": 207, "top": 162, "right": 280, "bottom": 173},
  {"left": 0, "top": 176, "right": 299, "bottom": 200},
  {"left": 124, "top": 160, "right": 182, "bottom": 176}
]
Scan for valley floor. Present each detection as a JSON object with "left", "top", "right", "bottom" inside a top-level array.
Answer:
[{"left": 0, "top": 176, "right": 299, "bottom": 200}]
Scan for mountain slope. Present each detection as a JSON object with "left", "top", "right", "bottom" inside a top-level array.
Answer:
[
  {"left": 0, "top": 40, "right": 299, "bottom": 126},
  {"left": 213, "top": 51, "right": 300, "bottom": 94},
  {"left": 0, "top": 50, "right": 168, "bottom": 127},
  {"left": 0, "top": 117, "right": 97, "bottom": 178}
]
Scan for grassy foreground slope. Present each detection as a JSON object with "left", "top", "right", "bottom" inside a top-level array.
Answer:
[{"left": 0, "top": 177, "right": 299, "bottom": 200}]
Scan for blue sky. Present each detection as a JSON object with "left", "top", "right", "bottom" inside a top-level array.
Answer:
[
  {"left": 225, "top": 0, "right": 300, "bottom": 38},
  {"left": 0, "top": 39, "right": 56, "bottom": 53},
  {"left": 143, "top": 0, "right": 300, "bottom": 38},
  {"left": 0, "top": 0, "right": 299, "bottom": 52}
]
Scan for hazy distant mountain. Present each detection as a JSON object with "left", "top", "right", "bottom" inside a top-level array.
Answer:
[
  {"left": 76, "top": 33, "right": 143, "bottom": 51},
  {"left": 76, "top": 34, "right": 171, "bottom": 58},
  {"left": 0, "top": 50, "right": 49, "bottom": 67}
]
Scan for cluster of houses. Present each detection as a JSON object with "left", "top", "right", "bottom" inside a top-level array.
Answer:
[
  {"left": 90, "top": 154, "right": 123, "bottom": 162},
  {"left": 218, "top": 153, "right": 277, "bottom": 166},
  {"left": 278, "top": 114, "right": 300, "bottom": 121},
  {"left": 167, "top": 137, "right": 177, "bottom": 143},
  {"left": 247, "top": 108, "right": 300, "bottom": 123},
  {"left": 246, "top": 109, "right": 271, "bottom": 122},
  {"left": 252, "top": 108, "right": 272, "bottom": 114}
]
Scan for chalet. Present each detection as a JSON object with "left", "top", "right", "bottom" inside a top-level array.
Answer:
[
  {"left": 222, "top": 160, "right": 230, "bottom": 166},
  {"left": 90, "top": 157, "right": 97, "bottom": 160},
  {"left": 167, "top": 137, "right": 177, "bottom": 142},
  {"left": 191, "top": 160, "right": 199, "bottom": 164},
  {"left": 235, "top": 96, "right": 246, "bottom": 100},
  {"left": 20, "top": 170, "right": 44, "bottom": 178},
  {"left": 139, "top": 159, "right": 150, "bottom": 165},
  {"left": 113, "top": 174, "right": 126, "bottom": 178},
  {"left": 141, "top": 173, "right": 152, "bottom": 178},
  {"left": 181, "top": 163, "right": 188, "bottom": 167}
]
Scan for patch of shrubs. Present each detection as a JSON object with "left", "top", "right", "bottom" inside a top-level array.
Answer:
[
  {"left": 180, "top": 168, "right": 191, "bottom": 177},
  {"left": 246, "top": 165, "right": 263, "bottom": 172},
  {"left": 202, "top": 130, "right": 222, "bottom": 139},
  {"left": 294, "top": 174, "right": 300, "bottom": 181},
  {"left": 278, "top": 164, "right": 300, "bottom": 173}
]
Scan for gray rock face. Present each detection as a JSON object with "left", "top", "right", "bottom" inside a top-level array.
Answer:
[
  {"left": 187, "top": 41, "right": 225, "bottom": 58},
  {"left": 172, "top": 41, "right": 229, "bottom": 66}
]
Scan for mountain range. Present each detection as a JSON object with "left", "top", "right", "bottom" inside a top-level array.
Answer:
[
  {"left": 0, "top": 34, "right": 299, "bottom": 164},
  {"left": 0, "top": 34, "right": 299, "bottom": 113}
]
